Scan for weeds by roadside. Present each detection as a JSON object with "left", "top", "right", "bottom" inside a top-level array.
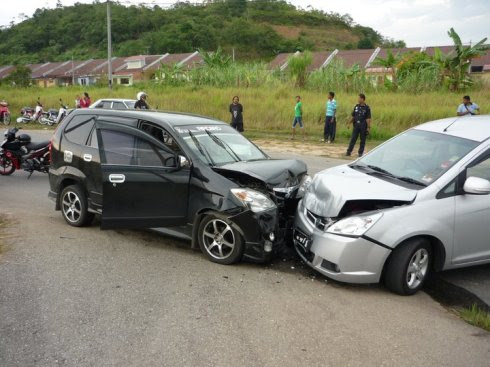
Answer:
[{"left": 460, "top": 305, "right": 490, "bottom": 332}]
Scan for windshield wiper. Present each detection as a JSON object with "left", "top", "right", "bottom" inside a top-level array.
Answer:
[
  {"left": 365, "top": 165, "right": 427, "bottom": 187},
  {"left": 394, "top": 176, "right": 427, "bottom": 187},
  {"left": 204, "top": 129, "right": 240, "bottom": 162},
  {"left": 188, "top": 130, "right": 215, "bottom": 166}
]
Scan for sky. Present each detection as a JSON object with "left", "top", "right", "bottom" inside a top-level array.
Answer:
[{"left": 1, "top": 0, "right": 488, "bottom": 47}]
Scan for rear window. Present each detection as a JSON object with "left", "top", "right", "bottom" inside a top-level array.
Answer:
[{"left": 64, "top": 115, "right": 95, "bottom": 145}]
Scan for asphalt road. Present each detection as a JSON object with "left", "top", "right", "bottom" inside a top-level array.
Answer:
[{"left": 0, "top": 130, "right": 489, "bottom": 366}]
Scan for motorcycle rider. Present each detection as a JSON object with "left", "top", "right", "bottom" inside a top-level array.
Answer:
[{"left": 134, "top": 91, "right": 150, "bottom": 110}]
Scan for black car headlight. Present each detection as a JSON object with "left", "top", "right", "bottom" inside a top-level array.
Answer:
[{"left": 231, "top": 188, "right": 276, "bottom": 213}]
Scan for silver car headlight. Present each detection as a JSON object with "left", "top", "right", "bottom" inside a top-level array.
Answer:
[
  {"left": 297, "top": 174, "right": 312, "bottom": 197},
  {"left": 231, "top": 188, "right": 276, "bottom": 213},
  {"left": 326, "top": 212, "right": 383, "bottom": 237}
]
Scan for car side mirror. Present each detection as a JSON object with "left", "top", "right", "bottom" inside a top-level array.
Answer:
[
  {"left": 463, "top": 176, "right": 490, "bottom": 195},
  {"left": 179, "top": 155, "right": 190, "bottom": 169}
]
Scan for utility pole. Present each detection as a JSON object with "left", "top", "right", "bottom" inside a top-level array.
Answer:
[
  {"left": 71, "top": 55, "right": 75, "bottom": 85},
  {"left": 107, "top": 0, "right": 112, "bottom": 90}
]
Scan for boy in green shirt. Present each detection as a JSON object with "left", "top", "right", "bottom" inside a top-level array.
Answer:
[{"left": 291, "top": 95, "right": 305, "bottom": 140}]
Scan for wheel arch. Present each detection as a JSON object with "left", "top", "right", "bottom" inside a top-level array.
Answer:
[
  {"left": 55, "top": 176, "right": 86, "bottom": 210},
  {"left": 382, "top": 234, "right": 447, "bottom": 279}
]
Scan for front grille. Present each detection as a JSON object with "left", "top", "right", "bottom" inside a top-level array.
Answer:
[
  {"left": 305, "top": 209, "right": 333, "bottom": 232},
  {"left": 296, "top": 243, "right": 315, "bottom": 262}
]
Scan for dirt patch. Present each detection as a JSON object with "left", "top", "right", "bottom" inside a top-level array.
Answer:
[{"left": 252, "top": 138, "right": 375, "bottom": 159}]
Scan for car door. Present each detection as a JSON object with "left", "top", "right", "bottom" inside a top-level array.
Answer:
[
  {"left": 453, "top": 151, "right": 490, "bottom": 264},
  {"left": 96, "top": 120, "right": 190, "bottom": 229}
]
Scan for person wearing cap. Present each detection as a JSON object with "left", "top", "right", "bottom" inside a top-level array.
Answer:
[
  {"left": 457, "top": 95, "right": 480, "bottom": 116},
  {"left": 346, "top": 93, "right": 371, "bottom": 157}
]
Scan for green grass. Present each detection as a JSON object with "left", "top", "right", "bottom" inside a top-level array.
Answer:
[
  {"left": 2, "top": 84, "right": 489, "bottom": 140},
  {"left": 460, "top": 305, "right": 490, "bottom": 332}
]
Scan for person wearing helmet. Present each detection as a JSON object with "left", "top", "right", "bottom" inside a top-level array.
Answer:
[{"left": 135, "top": 92, "right": 150, "bottom": 110}]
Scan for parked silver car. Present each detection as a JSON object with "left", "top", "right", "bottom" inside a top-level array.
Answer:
[
  {"left": 89, "top": 99, "right": 137, "bottom": 110},
  {"left": 294, "top": 115, "right": 490, "bottom": 295}
]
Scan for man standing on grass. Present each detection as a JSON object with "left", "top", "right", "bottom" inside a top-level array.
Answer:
[
  {"left": 346, "top": 93, "right": 371, "bottom": 157},
  {"left": 324, "top": 91, "right": 337, "bottom": 143},
  {"left": 291, "top": 95, "right": 305, "bottom": 140},
  {"left": 457, "top": 95, "right": 480, "bottom": 116},
  {"left": 229, "top": 96, "right": 244, "bottom": 132}
]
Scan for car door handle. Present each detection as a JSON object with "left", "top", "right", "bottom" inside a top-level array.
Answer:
[
  {"left": 109, "top": 174, "right": 125, "bottom": 184},
  {"left": 83, "top": 153, "right": 92, "bottom": 162}
]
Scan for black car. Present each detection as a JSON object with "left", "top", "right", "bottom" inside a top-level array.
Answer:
[{"left": 48, "top": 109, "right": 308, "bottom": 264}]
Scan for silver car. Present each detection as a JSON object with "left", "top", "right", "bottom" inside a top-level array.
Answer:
[
  {"left": 294, "top": 115, "right": 490, "bottom": 295},
  {"left": 89, "top": 98, "right": 137, "bottom": 110}
]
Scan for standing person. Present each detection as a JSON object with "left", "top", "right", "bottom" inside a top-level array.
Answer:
[
  {"left": 346, "top": 93, "right": 371, "bottom": 157},
  {"left": 457, "top": 95, "right": 480, "bottom": 116},
  {"left": 323, "top": 91, "right": 337, "bottom": 143},
  {"left": 229, "top": 96, "right": 244, "bottom": 132},
  {"left": 291, "top": 95, "right": 305, "bottom": 140},
  {"left": 75, "top": 95, "right": 81, "bottom": 109},
  {"left": 80, "top": 92, "right": 91, "bottom": 108},
  {"left": 134, "top": 91, "right": 150, "bottom": 109}
]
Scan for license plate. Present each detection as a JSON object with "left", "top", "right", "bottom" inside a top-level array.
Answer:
[{"left": 294, "top": 229, "right": 312, "bottom": 251}]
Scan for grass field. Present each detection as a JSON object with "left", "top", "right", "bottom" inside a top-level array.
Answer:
[{"left": 2, "top": 85, "right": 489, "bottom": 140}]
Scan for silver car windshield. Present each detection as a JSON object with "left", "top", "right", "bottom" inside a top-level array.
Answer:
[
  {"left": 175, "top": 125, "right": 267, "bottom": 166},
  {"left": 355, "top": 129, "right": 479, "bottom": 186}
]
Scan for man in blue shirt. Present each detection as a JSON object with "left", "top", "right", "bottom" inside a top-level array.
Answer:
[
  {"left": 323, "top": 91, "right": 337, "bottom": 143},
  {"left": 457, "top": 95, "right": 480, "bottom": 116}
]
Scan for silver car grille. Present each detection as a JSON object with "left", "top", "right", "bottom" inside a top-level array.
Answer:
[{"left": 305, "top": 208, "right": 333, "bottom": 231}]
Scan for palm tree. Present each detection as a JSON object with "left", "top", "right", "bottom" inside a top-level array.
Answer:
[
  {"left": 372, "top": 49, "right": 401, "bottom": 88},
  {"left": 440, "top": 28, "right": 488, "bottom": 90}
]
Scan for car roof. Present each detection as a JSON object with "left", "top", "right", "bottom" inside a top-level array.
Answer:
[
  {"left": 71, "top": 108, "right": 225, "bottom": 127},
  {"left": 414, "top": 115, "right": 490, "bottom": 142},
  {"left": 92, "top": 98, "right": 137, "bottom": 103}
]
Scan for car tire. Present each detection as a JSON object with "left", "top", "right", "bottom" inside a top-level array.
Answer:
[
  {"left": 198, "top": 213, "right": 244, "bottom": 265},
  {"left": 60, "top": 185, "right": 94, "bottom": 227},
  {"left": 384, "top": 238, "right": 432, "bottom": 295}
]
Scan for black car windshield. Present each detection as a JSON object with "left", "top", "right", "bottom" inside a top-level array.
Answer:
[
  {"left": 353, "top": 129, "right": 479, "bottom": 186},
  {"left": 175, "top": 125, "right": 268, "bottom": 166}
]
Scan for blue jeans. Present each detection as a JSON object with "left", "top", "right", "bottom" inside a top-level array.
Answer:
[{"left": 292, "top": 116, "right": 303, "bottom": 128}]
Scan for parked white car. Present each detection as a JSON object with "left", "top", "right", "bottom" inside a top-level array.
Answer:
[
  {"left": 294, "top": 115, "right": 490, "bottom": 295},
  {"left": 89, "top": 99, "right": 137, "bottom": 110}
]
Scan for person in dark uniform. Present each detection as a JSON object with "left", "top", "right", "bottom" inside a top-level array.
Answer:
[
  {"left": 229, "top": 96, "right": 244, "bottom": 132},
  {"left": 346, "top": 93, "right": 371, "bottom": 157},
  {"left": 134, "top": 91, "right": 150, "bottom": 110}
]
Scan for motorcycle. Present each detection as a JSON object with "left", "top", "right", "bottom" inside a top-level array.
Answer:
[
  {"left": 0, "top": 127, "right": 51, "bottom": 177},
  {"left": 16, "top": 106, "right": 35, "bottom": 124},
  {"left": 40, "top": 100, "right": 68, "bottom": 126},
  {"left": 0, "top": 101, "right": 11, "bottom": 125}
]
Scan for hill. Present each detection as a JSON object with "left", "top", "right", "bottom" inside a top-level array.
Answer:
[{"left": 0, "top": 0, "right": 404, "bottom": 65}]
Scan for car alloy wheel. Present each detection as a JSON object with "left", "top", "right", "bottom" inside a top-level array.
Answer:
[
  {"left": 62, "top": 191, "right": 82, "bottom": 223},
  {"left": 406, "top": 248, "right": 429, "bottom": 289},
  {"left": 202, "top": 219, "right": 236, "bottom": 260}
]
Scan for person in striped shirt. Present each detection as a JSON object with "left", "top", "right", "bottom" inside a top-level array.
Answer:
[{"left": 323, "top": 91, "right": 337, "bottom": 143}]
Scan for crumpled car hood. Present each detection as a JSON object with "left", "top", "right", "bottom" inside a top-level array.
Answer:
[
  {"left": 215, "top": 159, "right": 307, "bottom": 188},
  {"left": 304, "top": 165, "right": 417, "bottom": 217}
]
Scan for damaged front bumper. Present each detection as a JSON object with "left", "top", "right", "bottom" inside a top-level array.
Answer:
[
  {"left": 293, "top": 201, "right": 391, "bottom": 283},
  {"left": 229, "top": 207, "right": 280, "bottom": 263}
]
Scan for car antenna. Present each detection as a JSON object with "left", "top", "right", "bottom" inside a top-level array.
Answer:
[{"left": 443, "top": 117, "right": 460, "bottom": 132}]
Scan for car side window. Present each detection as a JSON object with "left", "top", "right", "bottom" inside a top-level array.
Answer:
[
  {"left": 112, "top": 102, "right": 126, "bottom": 110},
  {"left": 467, "top": 156, "right": 490, "bottom": 181},
  {"left": 64, "top": 115, "right": 95, "bottom": 145},
  {"left": 100, "top": 129, "right": 175, "bottom": 167},
  {"left": 139, "top": 121, "right": 181, "bottom": 153},
  {"left": 88, "top": 128, "right": 98, "bottom": 149}
]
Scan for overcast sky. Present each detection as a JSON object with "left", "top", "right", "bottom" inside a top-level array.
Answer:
[{"left": 1, "top": 0, "right": 488, "bottom": 47}]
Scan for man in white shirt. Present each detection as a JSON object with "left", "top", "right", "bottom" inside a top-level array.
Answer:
[{"left": 457, "top": 95, "right": 480, "bottom": 116}]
